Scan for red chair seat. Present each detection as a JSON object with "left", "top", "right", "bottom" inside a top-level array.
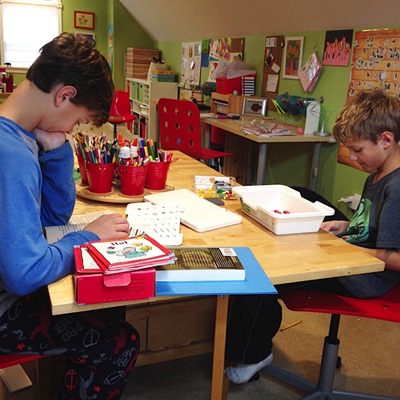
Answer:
[
  {"left": 281, "top": 282, "right": 400, "bottom": 323},
  {"left": 262, "top": 283, "right": 400, "bottom": 399}
]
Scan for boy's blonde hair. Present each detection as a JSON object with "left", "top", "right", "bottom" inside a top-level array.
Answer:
[{"left": 333, "top": 90, "right": 400, "bottom": 143}]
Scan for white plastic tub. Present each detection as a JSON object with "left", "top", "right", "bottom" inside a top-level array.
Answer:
[{"left": 233, "top": 185, "right": 334, "bottom": 235}]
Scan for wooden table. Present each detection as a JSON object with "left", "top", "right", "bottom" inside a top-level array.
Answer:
[
  {"left": 48, "top": 151, "right": 384, "bottom": 400},
  {"left": 203, "top": 117, "right": 334, "bottom": 189}
]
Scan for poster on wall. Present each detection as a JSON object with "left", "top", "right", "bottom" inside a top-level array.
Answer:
[
  {"left": 338, "top": 28, "right": 400, "bottom": 170},
  {"left": 180, "top": 42, "right": 202, "bottom": 87},
  {"left": 282, "top": 37, "right": 304, "bottom": 79},
  {"left": 322, "top": 30, "right": 353, "bottom": 66},
  {"left": 207, "top": 37, "right": 245, "bottom": 81}
]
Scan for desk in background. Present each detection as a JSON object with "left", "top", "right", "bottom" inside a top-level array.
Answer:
[
  {"left": 204, "top": 117, "right": 334, "bottom": 190},
  {"left": 48, "top": 151, "right": 384, "bottom": 400}
]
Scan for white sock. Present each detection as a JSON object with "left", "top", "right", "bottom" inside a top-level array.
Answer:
[{"left": 225, "top": 353, "right": 273, "bottom": 384}]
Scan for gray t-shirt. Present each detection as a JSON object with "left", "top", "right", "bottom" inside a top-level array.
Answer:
[{"left": 338, "top": 167, "right": 400, "bottom": 298}]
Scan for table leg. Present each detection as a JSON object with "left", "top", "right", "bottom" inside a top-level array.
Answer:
[
  {"left": 257, "top": 143, "right": 268, "bottom": 185},
  {"left": 309, "top": 142, "right": 321, "bottom": 191},
  {"left": 210, "top": 295, "right": 230, "bottom": 400}
]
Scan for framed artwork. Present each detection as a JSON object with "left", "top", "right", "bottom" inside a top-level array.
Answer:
[
  {"left": 283, "top": 36, "right": 304, "bottom": 79},
  {"left": 75, "top": 33, "right": 95, "bottom": 46},
  {"left": 74, "top": 11, "right": 95, "bottom": 30},
  {"left": 242, "top": 97, "right": 268, "bottom": 117}
]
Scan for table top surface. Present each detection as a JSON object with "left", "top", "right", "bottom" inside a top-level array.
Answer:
[
  {"left": 204, "top": 117, "right": 335, "bottom": 144},
  {"left": 48, "top": 151, "right": 384, "bottom": 315}
]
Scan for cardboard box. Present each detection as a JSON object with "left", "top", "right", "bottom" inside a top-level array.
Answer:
[
  {"left": 74, "top": 247, "right": 156, "bottom": 305},
  {"left": 233, "top": 185, "right": 334, "bottom": 235}
]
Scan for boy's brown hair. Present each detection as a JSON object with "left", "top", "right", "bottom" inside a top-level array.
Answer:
[
  {"left": 26, "top": 32, "right": 114, "bottom": 126},
  {"left": 333, "top": 89, "right": 400, "bottom": 143}
]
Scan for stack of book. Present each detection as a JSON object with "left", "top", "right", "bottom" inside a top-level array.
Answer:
[
  {"left": 74, "top": 234, "right": 174, "bottom": 305},
  {"left": 241, "top": 75, "right": 256, "bottom": 96}
]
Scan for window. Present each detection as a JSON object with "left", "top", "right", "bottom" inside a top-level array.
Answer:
[{"left": 0, "top": 0, "right": 62, "bottom": 68}]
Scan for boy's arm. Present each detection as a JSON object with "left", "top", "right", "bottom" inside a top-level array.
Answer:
[{"left": 39, "top": 140, "right": 76, "bottom": 226}]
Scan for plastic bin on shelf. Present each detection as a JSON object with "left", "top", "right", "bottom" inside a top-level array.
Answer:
[
  {"left": 216, "top": 73, "right": 255, "bottom": 95},
  {"left": 232, "top": 185, "right": 334, "bottom": 235}
]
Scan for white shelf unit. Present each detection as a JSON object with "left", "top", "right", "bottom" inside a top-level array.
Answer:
[{"left": 126, "top": 78, "right": 178, "bottom": 141}]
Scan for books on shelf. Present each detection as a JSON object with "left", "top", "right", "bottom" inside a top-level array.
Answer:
[
  {"left": 156, "top": 247, "right": 246, "bottom": 282},
  {"left": 86, "top": 234, "right": 176, "bottom": 274}
]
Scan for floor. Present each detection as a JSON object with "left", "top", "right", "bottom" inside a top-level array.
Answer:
[{"left": 3, "top": 301, "right": 400, "bottom": 400}]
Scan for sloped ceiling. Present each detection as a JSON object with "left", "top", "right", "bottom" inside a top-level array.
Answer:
[{"left": 119, "top": 0, "right": 400, "bottom": 42}]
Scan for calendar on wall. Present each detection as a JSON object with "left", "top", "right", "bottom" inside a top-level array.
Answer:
[
  {"left": 339, "top": 28, "right": 400, "bottom": 170},
  {"left": 348, "top": 28, "right": 400, "bottom": 100}
]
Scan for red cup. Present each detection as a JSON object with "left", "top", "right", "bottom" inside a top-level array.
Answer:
[
  {"left": 145, "top": 161, "right": 170, "bottom": 190},
  {"left": 117, "top": 164, "right": 147, "bottom": 196},
  {"left": 77, "top": 154, "right": 88, "bottom": 185},
  {"left": 85, "top": 162, "right": 115, "bottom": 193}
]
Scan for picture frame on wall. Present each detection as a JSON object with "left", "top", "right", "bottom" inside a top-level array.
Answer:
[
  {"left": 75, "top": 33, "right": 95, "bottom": 46},
  {"left": 242, "top": 97, "right": 268, "bottom": 117},
  {"left": 283, "top": 36, "right": 304, "bottom": 79},
  {"left": 74, "top": 11, "right": 95, "bottom": 30}
]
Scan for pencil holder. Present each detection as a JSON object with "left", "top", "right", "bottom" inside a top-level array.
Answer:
[
  {"left": 77, "top": 154, "right": 88, "bottom": 185},
  {"left": 145, "top": 161, "right": 170, "bottom": 190},
  {"left": 117, "top": 164, "right": 147, "bottom": 196},
  {"left": 85, "top": 162, "right": 115, "bottom": 194}
]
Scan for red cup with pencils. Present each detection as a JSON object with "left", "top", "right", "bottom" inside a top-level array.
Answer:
[
  {"left": 117, "top": 164, "right": 148, "bottom": 196},
  {"left": 145, "top": 161, "right": 171, "bottom": 190},
  {"left": 85, "top": 162, "right": 115, "bottom": 194}
]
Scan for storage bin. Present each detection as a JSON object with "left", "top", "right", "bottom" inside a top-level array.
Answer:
[
  {"left": 233, "top": 185, "right": 334, "bottom": 235},
  {"left": 216, "top": 73, "right": 255, "bottom": 95}
]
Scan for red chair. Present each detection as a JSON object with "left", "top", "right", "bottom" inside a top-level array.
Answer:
[
  {"left": 158, "top": 98, "right": 233, "bottom": 170},
  {"left": 263, "top": 284, "right": 400, "bottom": 399},
  {"left": 108, "top": 91, "right": 136, "bottom": 139},
  {"left": 0, "top": 354, "right": 52, "bottom": 398}
]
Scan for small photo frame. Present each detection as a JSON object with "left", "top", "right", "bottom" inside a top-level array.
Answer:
[
  {"left": 242, "top": 97, "right": 268, "bottom": 117},
  {"left": 283, "top": 36, "right": 304, "bottom": 79},
  {"left": 75, "top": 33, "right": 95, "bottom": 46},
  {"left": 74, "top": 11, "right": 95, "bottom": 30}
]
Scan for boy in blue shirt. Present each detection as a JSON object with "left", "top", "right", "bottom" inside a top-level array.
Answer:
[
  {"left": 0, "top": 33, "right": 139, "bottom": 399},
  {"left": 225, "top": 89, "right": 400, "bottom": 384}
]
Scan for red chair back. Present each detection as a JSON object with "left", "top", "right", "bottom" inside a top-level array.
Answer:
[
  {"left": 110, "top": 90, "right": 132, "bottom": 118},
  {"left": 158, "top": 98, "right": 202, "bottom": 158}
]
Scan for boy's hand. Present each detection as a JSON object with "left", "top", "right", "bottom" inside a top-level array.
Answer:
[
  {"left": 320, "top": 220, "right": 349, "bottom": 236},
  {"left": 85, "top": 214, "right": 130, "bottom": 240},
  {"left": 33, "top": 128, "right": 67, "bottom": 152}
]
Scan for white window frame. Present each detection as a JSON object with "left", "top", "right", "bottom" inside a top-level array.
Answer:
[{"left": 0, "top": 0, "right": 62, "bottom": 70}]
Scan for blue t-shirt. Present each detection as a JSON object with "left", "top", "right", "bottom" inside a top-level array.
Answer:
[{"left": 0, "top": 117, "right": 98, "bottom": 315}]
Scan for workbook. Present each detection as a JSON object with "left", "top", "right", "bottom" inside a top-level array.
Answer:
[
  {"left": 156, "top": 247, "right": 245, "bottom": 282},
  {"left": 86, "top": 234, "right": 176, "bottom": 274}
]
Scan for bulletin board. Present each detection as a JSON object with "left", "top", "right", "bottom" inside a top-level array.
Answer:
[
  {"left": 339, "top": 28, "right": 400, "bottom": 170},
  {"left": 181, "top": 42, "right": 202, "bottom": 86},
  {"left": 348, "top": 28, "right": 400, "bottom": 99},
  {"left": 261, "top": 36, "right": 284, "bottom": 111},
  {"left": 207, "top": 37, "right": 245, "bottom": 81}
]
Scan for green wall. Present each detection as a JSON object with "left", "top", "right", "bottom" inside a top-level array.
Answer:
[{"left": 156, "top": 29, "right": 377, "bottom": 211}]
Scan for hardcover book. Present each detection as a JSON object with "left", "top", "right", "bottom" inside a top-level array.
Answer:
[{"left": 156, "top": 247, "right": 246, "bottom": 282}]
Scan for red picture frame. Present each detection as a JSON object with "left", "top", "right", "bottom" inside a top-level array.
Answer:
[{"left": 74, "top": 11, "right": 95, "bottom": 30}]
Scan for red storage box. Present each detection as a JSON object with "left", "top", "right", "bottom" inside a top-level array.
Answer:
[
  {"left": 74, "top": 246, "right": 156, "bottom": 305},
  {"left": 216, "top": 74, "right": 255, "bottom": 95}
]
